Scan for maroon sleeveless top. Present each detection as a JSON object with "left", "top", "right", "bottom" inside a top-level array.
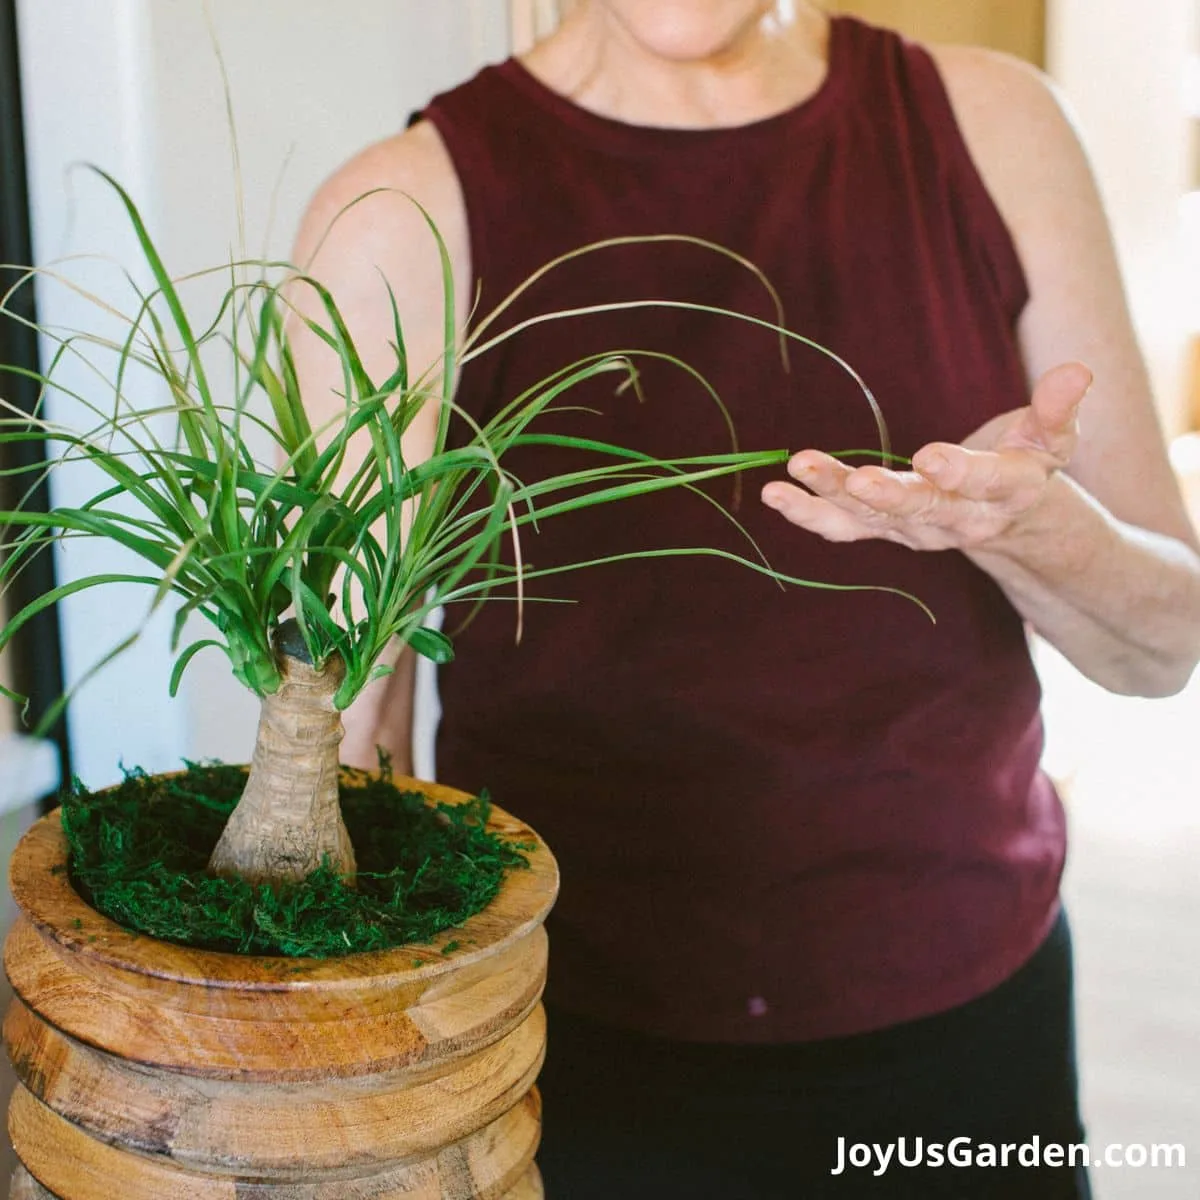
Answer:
[{"left": 421, "top": 16, "right": 1065, "bottom": 1043}]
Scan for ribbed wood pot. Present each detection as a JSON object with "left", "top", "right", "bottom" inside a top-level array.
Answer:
[{"left": 3, "top": 774, "right": 558, "bottom": 1199}]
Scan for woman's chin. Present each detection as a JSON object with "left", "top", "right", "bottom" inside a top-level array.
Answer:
[{"left": 595, "top": 0, "right": 781, "bottom": 64}]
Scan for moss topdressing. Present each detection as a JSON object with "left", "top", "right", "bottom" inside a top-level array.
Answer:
[{"left": 59, "top": 762, "right": 530, "bottom": 958}]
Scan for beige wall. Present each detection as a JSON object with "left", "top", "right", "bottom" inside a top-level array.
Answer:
[
  {"left": 829, "top": 0, "right": 1044, "bottom": 64},
  {"left": 1047, "top": 0, "right": 1197, "bottom": 438}
]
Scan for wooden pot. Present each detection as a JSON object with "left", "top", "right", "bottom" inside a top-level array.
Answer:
[{"left": 3, "top": 775, "right": 558, "bottom": 1199}]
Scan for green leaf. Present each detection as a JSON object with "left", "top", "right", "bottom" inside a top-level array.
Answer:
[
  {"left": 407, "top": 626, "right": 455, "bottom": 665},
  {"left": 168, "top": 639, "right": 225, "bottom": 697}
]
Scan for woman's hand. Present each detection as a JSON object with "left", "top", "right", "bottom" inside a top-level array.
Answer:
[{"left": 760, "top": 362, "right": 1092, "bottom": 553}]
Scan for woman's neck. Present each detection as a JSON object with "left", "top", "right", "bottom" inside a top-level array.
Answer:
[{"left": 521, "top": 2, "right": 831, "bottom": 129}]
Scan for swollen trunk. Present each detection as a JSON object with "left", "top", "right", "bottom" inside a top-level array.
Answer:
[{"left": 208, "top": 625, "right": 355, "bottom": 886}]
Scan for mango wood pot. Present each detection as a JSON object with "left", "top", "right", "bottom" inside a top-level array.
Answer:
[{"left": 3, "top": 776, "right": 557, "bottom": 1199}]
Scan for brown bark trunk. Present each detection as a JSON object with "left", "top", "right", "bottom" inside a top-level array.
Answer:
[{"left": 208, "top": 625, "right": 355, "bottom": 886}]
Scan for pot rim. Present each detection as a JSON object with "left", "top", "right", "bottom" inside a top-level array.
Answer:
[{"left": 7, "top": 771, "right": 558, "bottom": 995}]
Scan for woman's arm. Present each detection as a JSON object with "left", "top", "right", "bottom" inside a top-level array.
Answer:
[
  {"left": 287, "top": 121, "right": 470, "bottom": 767},
  {"left": 762, "top": 46, "right": 1200, "bottom": 697}
]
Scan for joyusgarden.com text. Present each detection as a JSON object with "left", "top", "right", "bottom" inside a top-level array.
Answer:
[{"left": 830, "top": 1136, "right": 1187, "bottom": 1176}]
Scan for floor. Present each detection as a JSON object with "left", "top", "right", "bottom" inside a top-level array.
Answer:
[
  {"left": 1042, "top": 642, "right": 1200, "bottom": 1198},
  {"left": 1, "top": 653, "right": 1197, "bottom": 1196}
]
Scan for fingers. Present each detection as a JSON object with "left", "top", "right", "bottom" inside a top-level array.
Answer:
[
  {"left": 761, "top": 479, "right": 877, "bottom": 542},
  {"left": 912, "top": 443, "right": 1047, "bottom": 505},
  {"left": 783, "top": 451, "right": 878, "bottom": 514},
  {"left": 844, "top": 465, "right": 938, "bottom": 516},
  {"left": 762, "top": 445, "right": 1045, "bottom": 550},
  {"left": 788, "top": 452, "right": 942, "bottom": 522},
  {"left": 762, "top": 453, "right": 885, "bottom": 540},
  {"left": 762, "top": 362, "right": 1092, "bottom": 551},
  {"left": 1023, "top": 361, "right": 1091, "bottom": 462},
  {"left": 763, "top": 451, "right": 941, "bottom": 542}
]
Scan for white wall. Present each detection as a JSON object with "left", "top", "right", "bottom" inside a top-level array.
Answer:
[
  {"left": 17, "top": 0, "right": 508, "bottom": 787},
  {"left": 1046, "top": 0, "right": 1198, "bottom": 437}
]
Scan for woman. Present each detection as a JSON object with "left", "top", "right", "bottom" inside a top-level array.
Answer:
[{"left": 291, "top": 3, "right": 1200, "bottom": 1196}]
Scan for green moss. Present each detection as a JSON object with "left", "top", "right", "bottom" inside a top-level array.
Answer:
[{"left": 59, "top": 762, "right": 530, "bottom": 959}]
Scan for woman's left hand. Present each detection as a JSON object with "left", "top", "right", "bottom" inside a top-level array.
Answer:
[{"left": 761, "top": 362, "right": 1093, "bottom": 552}]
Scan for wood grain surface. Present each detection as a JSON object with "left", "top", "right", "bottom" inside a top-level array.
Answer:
[
  {"left": 10, "top": 1161, "right": 543, "bottom": 1200},
  {"left": 4, "top": 776, "right": 556, "bottom": 1198},
  {"left": 9, "top": 1086, "right": 542, "bottom": 1199}
]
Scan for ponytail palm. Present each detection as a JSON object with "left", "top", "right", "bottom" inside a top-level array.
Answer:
[{"left": 0, "top": 170, "right": 904, "bottom": 888}]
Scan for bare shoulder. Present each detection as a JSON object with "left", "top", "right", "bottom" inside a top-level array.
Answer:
[
  {"left": 287, "top": 121, "right": 470, "bottom": 459},
  {"left": 287, "top": 118, "right": 472, "bottom": 415},
  {"left": 926, "top": 42, "right": 1064, "bottom": 127},
  {"left": 291, "top": 120, "right": 469, "bottom": 318},
  {"left": 925, "top": 44, "right": 1095, "bottom": 238},
  {"left": 924, "top": 42, "right": 1117, "bottom": 350}
]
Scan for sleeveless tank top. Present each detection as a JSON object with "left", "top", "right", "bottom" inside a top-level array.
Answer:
[{"left": 420, "top": 16, "right": 1065, "bottom": 1043}]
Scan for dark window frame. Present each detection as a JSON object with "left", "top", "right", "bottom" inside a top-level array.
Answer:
[{"left": 1, "top": 0, "right": 72, "bottom": 797}]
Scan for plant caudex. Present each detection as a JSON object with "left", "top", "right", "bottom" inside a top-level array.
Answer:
[{"left": 0, "top": 168, "right": 914, "bottom": 888}]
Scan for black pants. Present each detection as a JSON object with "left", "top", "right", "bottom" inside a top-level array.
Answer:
[{"left": 535, "top": 911, "right": 1091, "bottom": 1198}]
